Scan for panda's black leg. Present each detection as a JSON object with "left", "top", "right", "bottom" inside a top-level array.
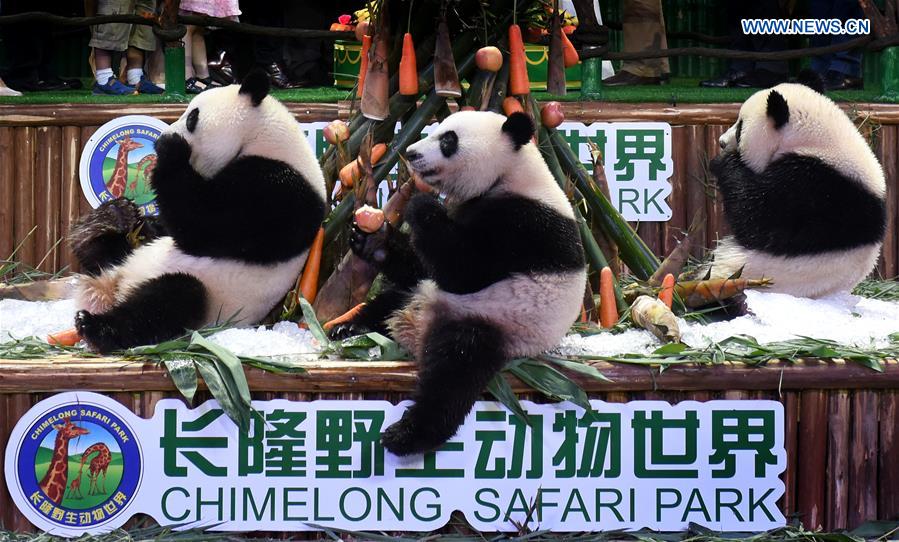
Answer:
[
  {"left": 75, "top": 272, "right": 207, "bottom": 353},
  {"left": 328, "top": 286, "right": 412, "bottom": 340},
  {"left": 69, "top": 199, "right": 143, "bottom": 275},
  {"left": 381, "top": 316, "right": 506, "bottom": 456}
]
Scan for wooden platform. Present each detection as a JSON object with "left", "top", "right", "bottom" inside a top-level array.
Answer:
[{"left": 0, "top": 357, "right": 897, "bottom": 533}]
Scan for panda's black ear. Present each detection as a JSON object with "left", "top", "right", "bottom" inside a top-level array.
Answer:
[
  {"left": 766, "top": 90, "right": 789, "bottom": 130},
  {"left": 796, "top": 69, "right": 825, "bottom": 93},
  {"left": 502, "top": 112, "right": 535, "bottom": 150},
  {"left": 239, "top": 69, "right": 270, "bottom": 107}
]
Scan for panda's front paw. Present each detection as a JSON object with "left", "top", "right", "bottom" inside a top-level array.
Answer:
[
  {"left": 348, "top": 223, "right": 389, "bottom": 264},
  {"left": 404, "top": 193, "right": 445, "bottom": 230},
  {"left": 154, "top": 133, "right": 192, "bottom": 166},
  {"left": 328, "top": 322, "right": 371, "bottom": 341},
  {"left": 74, "top": 310, "right": 122, "bottom": 354}
]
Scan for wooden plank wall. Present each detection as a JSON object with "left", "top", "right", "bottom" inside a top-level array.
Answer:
[
  {"left": 1, "top": 103, "right": 898, "bottom": 277},
  {"left": 0, "top": 388, "right": 896, "bottom": 533}
]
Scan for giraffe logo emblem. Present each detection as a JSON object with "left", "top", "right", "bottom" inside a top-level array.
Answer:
[
  {"left": 5, "top": 393, "right": 143, "bottom": 536},
  {"left": 79, "top": 115, "right": 169, "bottom": 217}
]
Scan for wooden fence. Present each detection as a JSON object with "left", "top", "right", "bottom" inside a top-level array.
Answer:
[
  {"left": 0, "top": 358, "right": 896, "bottom": 533},
  {"left": 1, "top": 102, "right": 898, "bottom": 277}
]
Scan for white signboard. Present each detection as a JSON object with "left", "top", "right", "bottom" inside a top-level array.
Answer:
[{"left": 6, "top": 392, "right": 785, "bottom": 536}]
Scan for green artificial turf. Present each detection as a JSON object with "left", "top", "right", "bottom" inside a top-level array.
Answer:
[{"left": 0, "top": 78, "right": 892, "bottom": 105}]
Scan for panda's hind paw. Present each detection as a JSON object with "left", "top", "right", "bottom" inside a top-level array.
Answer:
[
  {"left": 381, "top": 413, "right": 451, "bottom": 456},
  {"left": 74, "top": 310, "right": 122, "bottom": 354}
]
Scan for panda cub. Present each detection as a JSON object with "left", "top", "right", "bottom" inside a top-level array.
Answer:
[
  {"left": 332, "top": 111, "right": 587, "bottom": 455},
  {"left": 708, "top": 82, "right": 886, "bottom": 298},
  {"left": 70, "top": 71, "right": 327, "bottom": 352}
]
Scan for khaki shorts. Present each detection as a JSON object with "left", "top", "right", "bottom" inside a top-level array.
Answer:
[{"left": 89, "top": 0, "right": 157, "bottom": 52}]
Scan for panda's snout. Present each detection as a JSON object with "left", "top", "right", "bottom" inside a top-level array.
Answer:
[{"left": 719, "top": 136, "right": 727, "bottom": 149}]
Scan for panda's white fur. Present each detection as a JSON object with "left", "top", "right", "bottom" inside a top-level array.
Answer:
[
  {"left": 707, "top": 83, "right": 886, "bottom": 299},
  {"left": 73, "top": 73, "right": 326, "bottom": 350},
  {"left": 77, "top": 237, "right": 308, "bottom": 325},
  {"left": 391, "top": 111, "right": 583, "bottom": 358}
]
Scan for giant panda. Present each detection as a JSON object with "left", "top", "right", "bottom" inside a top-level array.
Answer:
[
  {"left": 706, "top": 82, "right": 887, "bottom": 298},
  {"left": 331, "top": 111, "right": 587, "bottom": 455},
  {"left": 70, "top": 70, "right": 327, "bottom": 352}
]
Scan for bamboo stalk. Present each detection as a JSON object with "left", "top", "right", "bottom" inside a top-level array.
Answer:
[{"left": 549, "top": 128, "right": 660, "bottom": 280}]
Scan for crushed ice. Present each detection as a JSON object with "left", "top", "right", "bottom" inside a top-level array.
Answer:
[{"left": 2, "top": 290, "right": 899, "bottom": 358}]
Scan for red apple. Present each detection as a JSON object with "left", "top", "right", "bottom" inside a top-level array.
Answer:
[
  {"left": 475, "top": 46, "right": 503, "bottom": 72},
  {"left": 541, "top": 101, "right": 564, "bottom": 128},
  {"left": 323, "top": 120, "right": 349, "bottom": 145},
  {"left": 355, "top": 21, "right": 370, "bottom": 42}
]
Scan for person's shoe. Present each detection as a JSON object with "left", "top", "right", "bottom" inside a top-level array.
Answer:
[
  {"left": 41, "top": 75, "right": 83, "bottom": 90},
  {"left": 6, "top": 77, "right": 66, "bottom": 91},
  {"left": 208, "top": 50, "right": 236, "bottom": 85},
  {"left": 0, "top": 85, "right": 22, "bottom": 97},
  {"left": 823, "top": 70, "right": 863, "bottom": 91},
  {"left": 603, "top": 70, "right": 663, "bottom": 86},
  {"left": 733, "top": 69, "right": 787, "bottom": 88},
  {"left": 700, "top": 70, "right": 748, "bottom": 88},
  {"left": 185, "top": 77, "right": 221, "bottom": 94},
  {"left": 92, "top": 78, "right": 136, "bottom": 95},
  {"left": 262, "top": 62, "right": 303, "bottom": 89},
  {"left": 134, "top": 76, "right": 164, "bottom": 94}
]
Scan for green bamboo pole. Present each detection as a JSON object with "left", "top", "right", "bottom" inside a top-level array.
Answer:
[
  {"left": 549, "top": 128, "right": 660, "bottom": 280},
  {"left": 537, "top": 125, "right": 627, "bottom": 311},
  {"left": 879, "top": 46, "right": 899, "bottom": 100},
  {"left": 163, "top": 43, "right": 186, "bottom": 99},
  {"left": 580, "top": 56, "right": 602, "bottom": 100}
]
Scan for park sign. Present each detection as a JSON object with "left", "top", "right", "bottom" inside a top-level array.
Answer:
[
  {"left": 5, "top": 392, "right": 785, "bottom": 536},
  {"left": 299, "top": 120, "right": 675, "bottom": 222}
]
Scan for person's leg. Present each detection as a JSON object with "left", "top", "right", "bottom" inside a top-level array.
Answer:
[
  {"left": 183, "top": 26, "right": 196, "bottom": 80},
  {"left": 808, "top": 0, "right": 833, "bottom": 74},
  {"left": 826, "top": 0, "right": 863, "bottom": 78},
  {"left": 191, "top": 28, "right": 210, "bottom": 79},
  {"left": 619, "top": 0, "right": 669, "bottom": 78},
  {"left": 127, "top": 0, "right": 164, "bottom": 93}
]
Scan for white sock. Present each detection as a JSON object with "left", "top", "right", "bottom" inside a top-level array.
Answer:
[
  {"left": 126, "top": 68, "right": 143, "bottom": 85},
  {"left": 96, "top": 68, "right": 114, "bottom": 85}
]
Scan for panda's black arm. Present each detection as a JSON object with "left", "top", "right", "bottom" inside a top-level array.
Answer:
[
  {"left": 349, "top": 224, "right": 426, "bottom": 289},
  {"left": 403, "top": 194, "right": 479, "bottom": 286},
  {"left": 717, "top": 153, "right": 886, "bottom": 255},
  {"left": 150, "top": 133, "right": 206, "bottom": 198}
]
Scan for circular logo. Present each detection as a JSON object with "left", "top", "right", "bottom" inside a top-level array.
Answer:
[
  {"left": 79, "top": 115, "right": 169, "bottom": 216},
  {"left": 5, "top": 393, "right": 143, "bottom": 536}
]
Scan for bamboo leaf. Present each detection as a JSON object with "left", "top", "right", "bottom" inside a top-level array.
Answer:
[
  {"left": 365, "top": 332, "right": 406, "bottom": 360},
  {"left": 162, "top": 357, "right": 198, "bottom": 402},
  {"left": 539, "top": 354, "right": 612, "bottom": 382},
  {"left": 487, "top": 373, "right": 532, "bottom": 426},
  {"left": 189, "top": 332, "right": 251, "bottom": 406},
  {"left": 194, "top": 357, "right": 250, "bottom": 432},
  {"left": 299, "top": 297, "right": 331, "bottom": 348},
  {"left": 510, "top": 360, "right": 591, "bottom": 411}
]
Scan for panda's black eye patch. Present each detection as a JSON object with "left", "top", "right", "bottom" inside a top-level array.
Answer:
[
  {"left": 439, "top": 130, "right": 458, "bottom": 158},
  {"left": 186, "top": 108, "right": 199, "bottom": 133}
]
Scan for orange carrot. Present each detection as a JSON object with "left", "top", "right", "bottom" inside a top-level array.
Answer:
[
  {"left": 339, "top": 143, "right": 389, "bottom": 188},
  {"left": 599, "top": 266, "right": 618, "bottom": 328},
  {"left": 399, "top": 32, "right": 418, "bottom": 96},
  {"left": 507, "top": 24, "right": 530, "bottom": 96},
  {"left": 298, "top": 227, "right": 325, "bottom": 304},
  {"left": 48, "top": 328, "right": 81, "bottom": 347},
  {"left": 502, "top": 96, "right": 524, "bottom": 116},
  {"left": 658, "top": 273, "right": 675, "bottom": 308},
  {"left": 560, "top": 30, "right": 579, "bottom": 68},
  {"left": 323, "top": 302, "right": 367, "bottom": 331},
  {"left": 358, "top": 34, "right": 371, "bottom": 96}
]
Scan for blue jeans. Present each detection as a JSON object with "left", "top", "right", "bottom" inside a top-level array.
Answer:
[{"left": 809, "top": 0, "right": 863, "bottom": 77}]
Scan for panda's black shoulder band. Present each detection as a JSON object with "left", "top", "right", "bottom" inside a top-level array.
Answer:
[
  {"left": 502, "top": 112, "right": 535, "bottom": 149},
  {"left": 239, "top": 69, "right": 270, "bottom": 106}
]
